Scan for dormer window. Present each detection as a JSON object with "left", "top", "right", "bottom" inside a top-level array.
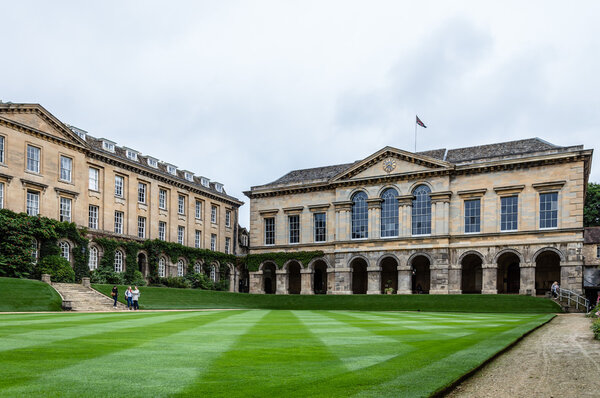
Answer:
[
  {"left": 68, "top": 126, "right": 87, "bottom": 140},
  {"left": 147, "top": 157, "right": 158, "bottom": 168},
  {"left": 184, "top": 172, "right": 194, "bottom": 182},
  {"left": 200, "top": 177, "right": 210, "bottom": 188},
  {"left": 125, "top": 149, "right": 138, "bottom": 161},
  {"left": 101, "top": 140, "right": 115, "bottom": 152},
  {"left": 167, "top": 165, "right": 177, "bottom": 175},
  {"left": 215, "top": 183, "right": 223, "bottom": 193}
]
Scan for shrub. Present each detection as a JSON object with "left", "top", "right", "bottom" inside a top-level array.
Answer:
[
  {"left": 161, "top": 276, "right": 191, "bottom": 289},
  {"left": 215, "top": 279, "right": 229, "bottom": 291},
  {"left": 89, "top": 268, "right": 124, "bottom": 285},
  {"left": 37, "top": 255, "right": 75, "bottom": 283},
  {"left": 186, "top": 272, "right": 214, "bottom": 290},
  {"left": 131, "top": 271, "right": 146, "bottom": 287},
  {"left": 592, "top": 319, "right": 600, "bottom": 340}
]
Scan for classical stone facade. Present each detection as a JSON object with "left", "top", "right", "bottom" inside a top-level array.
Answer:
[
  {"left": 245, "top": 139, "right": 593, "bottom": 295},
  {"left": 0, "top": 103, "right": 243, "bottom": 288}
]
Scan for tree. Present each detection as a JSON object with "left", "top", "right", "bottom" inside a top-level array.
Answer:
[{"left": 584, "top": 183, "right": 600, "bottom": 227}]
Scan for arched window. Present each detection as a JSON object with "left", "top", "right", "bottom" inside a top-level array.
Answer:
[
  {"left": 210, "top": 265, "right": 217, "bottom": 282},
  {"left": 177, "top": 260, "right": 185, "bottom": 277},
  {"left": 59, "top": 241, "right": 70, "bottom": 261},
  {"left": 351, "top": 191, "right": 368, "bottom": 239},
  {"left": 158, "top": 257, "right": 166, "bottom": 277},
  {"left": 380, "top": 188, "right": 399, "bottom": 237},
  {"left": 194, "top": 262, "right": 202, "bottom": 274},
  {"left": 412, "top": 185, "right": 431, "bottom": 235},
  {"left": 31, "top": 238, "right": 38, "bottom": 264},
  {"left": 88, "top": 246, "right": 98, "bottom": 270},
  {"left": 114, "top": 250, "right": 123, "bottom": 273}
]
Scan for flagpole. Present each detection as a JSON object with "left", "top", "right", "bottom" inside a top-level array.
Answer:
[{"left": 414, "top": 121, "right": 417, "bottom": 152}]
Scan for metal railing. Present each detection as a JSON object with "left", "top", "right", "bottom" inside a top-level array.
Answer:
[{"left": 557, "top": 288, "right": 590, "bottom": 312}]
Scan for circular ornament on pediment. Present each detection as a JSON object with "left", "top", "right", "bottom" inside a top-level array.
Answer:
[{"left": 382, "top": 157, "right": 397, "bottom": 173}]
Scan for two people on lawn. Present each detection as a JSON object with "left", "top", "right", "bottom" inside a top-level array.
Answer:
[{"left": 124, "top": 286, "right": 140, "bottom": 310}]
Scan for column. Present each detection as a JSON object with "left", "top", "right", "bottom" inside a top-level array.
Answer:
[
  {"left": 300, "top": 269, "right": 314, "bottom": 295},
  {"left": 229, "top": 268, "right": 236, "bottom": 292},
  {"left": 333, "top": 201, "right": 353, "bottom": 241},
  {"left": 519, "top": 263, "right": 536, "bottom": 296},
  {"left": 429, "top": 264, "right": 449, "bottom": 294},
  {"left": 249, "top": 271, "right": 264, "bottom": 294},
  {"left": 276, "top": 270, "right": 289, "bottom": 295},
  {"left": 397, "top": 195, "right": 413, "bottom": 237},
  {"left": 397, "top": 265, "right": 412, "bottom": 294},
  {"left": 481, "top": 264, "right": 498, "bottom": 294},
  {"left": 367, "top": 267, "right": 381, "bottom": 294},
  {"left": 367, "top": 199, "right": 382, "bottom": 240},
  {"left": 332, "top": 268, "right": 352, "bottom": 294},
  {"left": 448, "top": 266, "right": 461, "bottom": 294}
]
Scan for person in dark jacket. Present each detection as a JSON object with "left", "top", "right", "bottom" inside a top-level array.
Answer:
[{"left": 111, "top": 285, "right": 118, "bottom": 308}]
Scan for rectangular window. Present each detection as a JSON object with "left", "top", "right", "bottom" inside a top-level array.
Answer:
[
  {"left": 114, "top": 175, "right": 124, "bottom": 197},
  {"left": 0, "top": 182, "right": 4, "bottom": 209},
  {"left": 225, "top": 237, "right": 231, "bottom": 254},
  {"left": 59, "top": 156, "right": 72, "bottom": 182},
  {"left": 114, "top": 211, "right": 123, "bottom": 234},
  {"left": 288, "top": 215, "right": 300, "bottom": 244},
  {"left": 211, "top": 205, "right": 217, "bottom": 223},
  {"left": 138, "top": 216, "right": 146, "bottom": 238},
  {"left": 59, "top": 197, "right": 72, "bottom": 222},
  {"left": 464, "top": 199, "right": 481, "bottom": 233},
  {"left": 26, "top": 145, "right": 41, "bottom": 173},
  {"left": 88, "top": 205, "right": 99, "bottom": 229},
  {"left": 539, "top": 192, "right": 558, "bottom": 229},
  {"left": 178, "top": 195, "right": 185, "bottom": 215},
  {"left": 89, "top": 168, "right": 99, "bottom": 191},
  {"left": 0, "top": 135, "right": 4, "bottom": 163},
  {"left": 159, "top": 189, "right": 167, "bottom": 209},
  {"left": 195, "top": 230, "right": 201, "bottom": 248},
  {"left": 26, "top": 191, "right": 40, "bottom": 216},
  {"left": 158, "top": 221, "right": 166, "bottom": 241},
  {"left": 500, "top": 196, "right": 518, "bottom": 231},
  {"left": 195, "top": 200, "right": 202, "bottom": 219},
  {"left": 178, "top": 226, "right": 185, "bottom": 244},
  {"left": 265, "top": 217, "right": 275, "bottom": 245},
  {"left": 314, "top": 213, "right": 326, "bottom": 242},
  {"left": 225, "top": 210, "right": 231, "bottom": 227},
  {"left": 138, "top": 182, "right": 147, "bottom": 204},
  {"left": 211, "top": 234, "right": 217, "bottom": 251}
]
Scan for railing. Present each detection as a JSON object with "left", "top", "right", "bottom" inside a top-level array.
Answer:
[{"left": 557, "top": 288, "right": 590, "bottom": 312}]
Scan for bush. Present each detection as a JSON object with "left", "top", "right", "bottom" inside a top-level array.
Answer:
[
  {"left": 215, "top": 279, "right": 230, "bottom": 291},
  {"left": 160, "top": 276, "right": 191, "bottom": 289},
  {"left": 592, "top": 319, "right": 600, "bottom": 340},
  {"left": 186, "top": 272, "right": 214, "bottom": 290},
  {"left": 37, "top": 255, "right": 75, "bottom": 283},
  {"left": 89, "top": 268, "right": 124, "bottom": 285},
  {"left": 131, "top": 271, "right": 146, "bottom": 287}
]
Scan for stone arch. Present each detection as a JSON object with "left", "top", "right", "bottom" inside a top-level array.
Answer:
[
  {"left": 88, "top": 242, "right": 102, "bottom": 271},
  {"left": 376, "top": 253, "right": 401, "bottom": 268},
  {"left": 158, "top": 255, "right": 168, "bottom": 277},
  {"left": 407, "top": 180, "right": 434, "bottom": 194},
  {"left": 458, "top": 250, "right": 485, "bottom": 265},
  {"left": 137, "top": 250, "right": 148, "bottom": 277},
  {"left": 347, "top": 187, "right": 370, "bottom": 201},
  {"left": 376, "top": 184, "right": 402, "bottom": 197},
  {"left": 285, "top": 260, "right": 302, "bottom": 294},
  {"left": 348, "top": 254, "right": 371, "bottom": 268},
  {"left": 258, "top": 260, "right": 278, "bottom": 272},
  {"left": 531, "top": 247, "right": 565, "bottom": 263},
  {"left": 307, "top": 257, "right": 331, "bottom": 271},
  {"left": 114, "top": 248, "right": 125, "bottom": 273},
  {"left": 237, "top": 263, "right": 250, "bottom": 293},
  {"left": 350, "top": 256, "right": 368, "bottom": 294},
  {"left": 496, "top": 250, "right": 521, "bottom": 294},
  {"left": 461, "top": 253, "right": 483, "bottom": 294},
  {"left": 282, "top": 259, "right": 305, "bottom": 271},
  {"left": 261, "top": 261, "right": 277, "bottom": 294},
  {"left": 407, "top": 252, "right": 434, "bottom": 267},
  {"left": 534, "top": 249, "right": 562, "bottom": 295},
  {"left": 193, "top": 260, "right": 204, "bottom": 274},
  {"left": 379, "top": 255, "right": 399, "bottom": 293},
  {"left": 310, "top": 258, "right": 329, "bottom": 295},
  {"left": 57, "top": 238, "right": 74, "bottom": 265},
  {"left": 410, "top": 254, "right": 431, "bottom": 294},
  {"left": 176, "top": 257, "right": 187, "bottom": 277},
  {"left": 493, "top": 248, "right": 525, "bottom": 265}
]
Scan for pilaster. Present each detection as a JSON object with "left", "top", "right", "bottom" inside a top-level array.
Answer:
[
  {"left": 519, "top": 262, "right": 535, "bottom": 296},
  {"left": 300, "top": 269, "right": 314, "bottom": 295},
  {"left": 366, "top": 266, "right": 381, "bottom": 294},
  {"left": 276, "top": 270, "right": 288, "bottom": 295},
  {"left": 481, "top": 264, "right": 498, "bottom": 294},
  {"left": 397, "top": 267, "right": 412, "bottom": 294}
]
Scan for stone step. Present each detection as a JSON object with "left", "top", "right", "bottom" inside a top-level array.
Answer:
[{"left": 51, "top": 282, "right": 127, "bottom": 311}]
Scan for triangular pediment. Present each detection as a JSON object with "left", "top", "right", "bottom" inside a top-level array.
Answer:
[
  {"left": 0, "top": 104, "right": 87, "bottom": 147},
  {"left": 330, "top": 146, "right": 452, "bottom": 182}
]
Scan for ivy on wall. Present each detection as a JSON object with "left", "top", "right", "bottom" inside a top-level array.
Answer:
[{"left": 242, "top": 251, "right": 325, "bottom": 272}]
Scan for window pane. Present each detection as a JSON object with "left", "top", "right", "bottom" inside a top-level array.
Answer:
[
  {"left": 464, "top": 199, "right": 481, "bottom": 233},
  {"left": 114, "top": 211, "right": 123, "bottom": 234},
  {"left": 351, "top": 192, "right": 368, "bottom": 239},
  {"left": 314, "top": 213, "right": 326, "bottom": 242},
  {"left": 60, "top": 156, "right": 72, "bottom": 182},
  {"left": 114, "top": 175, "right": 123, "bottom": 197},
  {"left": 0, "top": 136, "right": 4, "bottom": 163},
  {"left": 288, "top": 215, "right": 300, "bottom": 243},
  {"left": 500, "top": 196, "right": 518, "bottom": 231},
  {"left": 158, "top": 221, "right": 166, "bottom": 241},
  {"left": 265, "top": 218, "right": 275, "bottom": 245},
  {"left": 138, "top": 183, "right": 146, "bottom": 203},
  {"left": 381, "top": 188, "right": 399, "bottom": 237},
  {"left": 26, "top": 145, "right": 40, "bottom": 173},
  {"left": 412, "top": 185, "right": 431, "bottom": 235},
  {"left": 540, "top": 192, "right": 558, "bottom": 229},
  {"left": 27, "top": 191, "right": 40, "bottom": 216}
]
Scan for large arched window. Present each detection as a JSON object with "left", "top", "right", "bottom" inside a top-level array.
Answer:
[
  {"left": 210, "top": 264, "right": 217, "bottom": 282},
  {"left": 412, "top": 185, "right": 432, "bottom": 235},
  {"left": 31, "top": 238, "right": 38, "bottom": 264},
  {"left": 351, "top": 191, "right": 368, "bottom": 239},
  {"left": 114, "top": 250, "right": 123, "bottom": 272},
  {"left": 177, "top": 259, "right": 185, "bottom": 277},
  {"left": 88, "top": 246, "right": 98, "bottom": 270},
  {"left": 158, "top": 257, "right": 166, "bottom": 277},
  {"left": 380, "top": 188, "right": 399, "bottom": 237},
  {"left": 59, "top": 241, "right": 70, "bottom": 261},
  {"left": 194, "top": 262, "right": 202, "bottom": 274}
]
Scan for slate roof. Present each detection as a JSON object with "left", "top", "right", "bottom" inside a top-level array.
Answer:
[
  {"left": 260, "top": 138, "right": 578, "bottom": 188},
  {"left": 584, "top": 227, "right": 600, "bottom": 244}
]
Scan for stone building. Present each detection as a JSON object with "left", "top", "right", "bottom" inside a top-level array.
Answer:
[
  {"left": 583, "top": 227, "right": 600, "bottom": 303},
  {"left": 0, "top": 103, "right": 243, "bottom": 284},
  {"left": 245, "top": 139, "right": 593, "bottom": 295}
]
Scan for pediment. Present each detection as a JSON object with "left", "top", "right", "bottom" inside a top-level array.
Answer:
[
  {"left": 0, "top": 104, "right": 87, "bottom": 146},
  {"left": 331, "top": 146, "right": 452, "bottom": 182}
]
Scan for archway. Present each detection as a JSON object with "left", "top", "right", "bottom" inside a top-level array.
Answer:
[
  {"left": 313, "top": 260, "right": 328, "bottom": 295},
  {"left": 535, "top": 251, "right": 561, "bottom": 295},
  {"left": 380, "top": 257, "right": 398, "bottom": 293},
  {"left": 262, "top": 263, "right": 277, "bottom": 294},
  {"left": 137, "top": 253, "right": 147, "bottom": 276},
  {"left": 238, "top": 267, "right": 249, "bottom": 293},
  {"left": 411, "top": 255, "right": 430, "bottom": 294},
  {"left": 461, "top": 253, "right": 482, "bottom": 294},
  {"left": 351, "top": 257, "right": 368, "bottom": 294},
  {"left": 287, "top": 261, "right": 302, "bottom": 294},
  {"left": 497, "top": 252, "right": 520, "bottom": 293}
]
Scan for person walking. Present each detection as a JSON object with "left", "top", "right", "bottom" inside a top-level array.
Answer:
[
  {"left": 125, "top": 286, "right": 133, "bottom": 310},
  {"left": 111, "top": 285, "right": 118, "bottom": 308},
  {"left": 131, "top": 286, "right": 140, "bottom": 311},
  {"left": 551, "top": 281, "right": 559, "bottom": 298}
]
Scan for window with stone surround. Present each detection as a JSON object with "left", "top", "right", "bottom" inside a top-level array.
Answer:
[
  {"left": 264, "top": 217, "right": 275, "bottom": 245},
  {"left": 114, "top": 175, "right": 124, "bottom": 197},
  {"left": 59, "top": 241, "right": 70, "bottom": 261},
  {"left": 412, "top": 185, "right": 431, "bottom": 235},
  {"left": 178, "top": 195, "right": 185, "bottom": 215},
  {"left": 195, "top": 230, "right": 201, "bottom": 248},
  {"left": 158, "top": 257, "right": 166, "bottom": 277},
  {"left": 178, "top": 226, "right": 185, "bottom": 244},
  {"left": 114, "top": 250, "right": 123, "bottom": 272},
  {"left": 314, "top": 213, "right": 326, "bottom": 242},
  {"left": 159, "top": 189, "right": 167, "bottom": 209},
  {"left": 381, "top": 188, "right": 399, "bottom": 237},
  {"left": 89, "top": 205, "right": 99, "bottom": 229},
  {"left": 59, "top": 156, "right": 72, "bottom": 182},
  {"left": 0, "top": 135, "right": 4, "bottom": 163},
  {"left": 177, "top": 260, "right": 185, "bottom": 277},
  {"left": 225, "top": 237, "right": 231, "bottom": 254},
  {"left": 500, "top": 195, "right": 518, "bottom": 231},
  {"left": 158, "top": 221, "right": 166, "bottom": 241},
  {"left": 114, "top": 211, "right": 124, "bottom": 234},
  {"left": 464, "top": 199, "right": 481, "bottom": 233},
  {"left": 138, "top": 182, "right": 147, "bottom": 204},
  {"left": 26, "top": 190, "right": 40, "bottom": 216},
  {"left": 539, "top": 192, "right": 558, "bottom": 229},
  {"left": 0, "top": 182, "right": 4, "bottom": 209},
  {"left": 352, "top": 191, "right": 368, "bottom": 239},
  {"left": 26, "top": 145, "right": 41, "bottom": 173},
  {"left": 88, "top": 246, "right": 98, "bottom": 270},
  {"left": 211, "top": 234, "right": 217, "bottom": 251},
  {"left": 89, "top": 168, "right": 99, "bottom": 191},
  {"left": 59, "top": 196, "right": 72, "bottom": 223},
  {"left": 288, "top": 214, "right": 300, "bottom": 244},
  {"left": 138, "top": 216, "right": 146, "bottom": 238}
]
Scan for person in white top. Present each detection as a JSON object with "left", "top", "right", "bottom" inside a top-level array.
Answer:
[
  {"left": 124, "top": 286, "right": 133, "bottom": 310},
  {"left": 131, "top": 286, "right": 140, "bottom": 310}
]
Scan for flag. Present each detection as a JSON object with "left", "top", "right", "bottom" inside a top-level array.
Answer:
[{"left": 416, "top": 115, "right": 427, "bottom": 128}]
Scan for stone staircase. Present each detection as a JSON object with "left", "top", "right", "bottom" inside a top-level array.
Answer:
[{"left": 51, "top": 282, "right": 127, "bottom": 312}]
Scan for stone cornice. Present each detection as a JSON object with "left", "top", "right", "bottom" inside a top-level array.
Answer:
[
  {"left": 282, "top": 206, "right": 304, "bottom": 214},
  {"left": 20, "top": 178, "right": 48, "bottom": 191},
  {"left": 493, "top": 184, "right": 525, "bottom": 195},
  {"left": 0, "top": 172, "right": 13, "bottom": 183},
  {"left": 457, "top": 188, "right": 487, "bottom": 197},
  {"left": 54, "top": 187, "right": 80, "bottom": 198},
  {"left": 532, "top": 180, "right": 566, "bottom": 191},
  {"left": 429, "top": 191, "right": 452, "bottom": 203}
]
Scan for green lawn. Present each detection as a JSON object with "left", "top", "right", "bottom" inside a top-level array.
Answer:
[
  {"left": 0, "top": 310, "right": 552, "bottom": 397},
  {"left": 0, "top": 277, "right": 62, "bottom": 312},
  {"left": 93, "top": 284, "right": 561, "bottom": 313}
]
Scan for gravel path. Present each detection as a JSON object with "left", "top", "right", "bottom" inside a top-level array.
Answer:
[{"left": 446, "top": 314, "right": 600, "bottom": 397}]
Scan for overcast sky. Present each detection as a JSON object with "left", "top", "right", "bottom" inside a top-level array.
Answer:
[{"left": 2, "top": 1, "right": 599, "bottom": 227}]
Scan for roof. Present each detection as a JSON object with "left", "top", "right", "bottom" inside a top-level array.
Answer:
[
  {"left": 260, "top": 138, "right": 580, "bottom": 188},
  {"left": 585, "top": 227, "right": 600, "bottom": 244}
]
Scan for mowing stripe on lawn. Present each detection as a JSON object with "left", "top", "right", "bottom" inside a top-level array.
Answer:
[{"left": 0, "top": 311, "right": 244, "bottom": 396}]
